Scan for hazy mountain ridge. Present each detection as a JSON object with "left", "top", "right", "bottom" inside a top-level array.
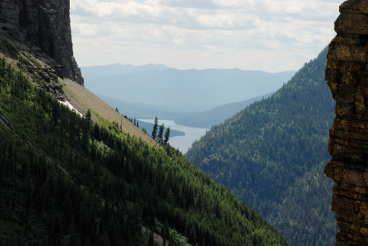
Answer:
[
  {"left": 83, "top": 64, "right": 294, "bottom": 112},
  {"left": 102, "top": 94, "right": 270, "bottom": 129},
  {"left": 173, "top": 94, "right": 272, "bottom": 128}
]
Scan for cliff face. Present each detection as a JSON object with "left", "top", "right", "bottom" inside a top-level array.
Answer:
[
  {"left": 0, "top": 0, "right": 83, "bottom": 84},
  {"left": 325, "top": 0, "right": 368, "bottom": 245}
]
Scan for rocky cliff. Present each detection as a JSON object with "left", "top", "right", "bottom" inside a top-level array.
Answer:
[
  {"left": 325, "top": 0, "right": 368, "bottom": 245},
  {"left": 0, "top": 0, "right": 83, "bottom": 84}
]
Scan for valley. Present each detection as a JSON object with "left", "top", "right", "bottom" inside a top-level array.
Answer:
[
  {"left": 2, "top": 0, "right": 365, "bottom": 246},
  {"left": 89, "top": 49, "right": 337, "bottom": 246}
]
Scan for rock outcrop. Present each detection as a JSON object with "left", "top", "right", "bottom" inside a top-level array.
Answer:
[
  {"left": 0, "top": 0, "right": 84, "bottom": 84},
  {"left": 325, "top": 0, "right": 368, "bottom": 245}
]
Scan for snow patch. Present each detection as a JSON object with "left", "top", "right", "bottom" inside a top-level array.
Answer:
[{"left": 58, "top": 100, "right": 83, "bottom": 117}]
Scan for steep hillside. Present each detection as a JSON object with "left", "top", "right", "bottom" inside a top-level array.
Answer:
[
  {"left": 0, "top": 0, "right": 289, "bottom": 245},
  {"left": 0, "top": 53, "right": 287, "bottom": 246},
  {"left": 0, "top": 4, "right": 155, "bottom": 146},
  {"left": 62, "top": 78, "right": 156, "bottom": 145},
  {"left": 187, "top": 49, "right": 336, "bottom": 246},
  {"left": 83, "top": 64, "right": 293, "bottom": 112}
]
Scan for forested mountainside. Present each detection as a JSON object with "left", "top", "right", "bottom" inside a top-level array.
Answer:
[
  {"left": 187, "top": 48, "right": 336, "bottom": 246},
  {"left": 0, "top": 0, "right": 290, "bottom": 245},
  {"left": 0, "top": 56, "right": 289, "bottom": 245}
]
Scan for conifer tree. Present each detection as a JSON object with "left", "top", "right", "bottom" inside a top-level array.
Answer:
[
  {"left": 151, "top": 117, "right": 158, "bottom": 140},
  {"left": 164, "top": 128, "right": 170, "bottom": 145},
  {"left": 158, "top": 124, "right": 165, "bottom": 144}
]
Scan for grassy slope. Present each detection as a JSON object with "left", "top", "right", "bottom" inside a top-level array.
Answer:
[
  {"left": 1, "top": 43, "right": 155, "bottom": 146},
  {"left": 62, "top": 79, "right": 157, "bottom": 146}
]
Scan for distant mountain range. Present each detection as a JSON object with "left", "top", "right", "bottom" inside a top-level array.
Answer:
[
  {"left": 173, "top": 94, "right": 272, "bottom": 128},
  {"left": 82, "top": 64, "right": 294, "bottom": 112},
  {"left": 102, "top": 94, "right": 271, "bottom": 128}
]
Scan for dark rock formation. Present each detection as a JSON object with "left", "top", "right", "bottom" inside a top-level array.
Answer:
[
  {"left": 0, "top": 0, "right": 84, "bottom": 84},
  {"left": 325, "top": 0, "right": 368, "bottom": 245}
]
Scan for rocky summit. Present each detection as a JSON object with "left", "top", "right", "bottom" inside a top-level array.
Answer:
[
  {"left": 326, "top": 0, "right": 368, "bottom": 245},
  {"left": 0, "top": 0, "right": 83, "bottom": 84}
]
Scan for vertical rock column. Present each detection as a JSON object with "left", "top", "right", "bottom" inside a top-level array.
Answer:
[
  {"left": 325, "top": 0, "right": 368, "bottom": 245},
  {"left": 0, "top": 0, "right": 84, "bottom": 85}
]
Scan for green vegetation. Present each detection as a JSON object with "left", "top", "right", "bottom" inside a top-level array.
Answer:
[
  {"left": 152, "top": 117, "right": 158, "bottom": 140},
  {"left": 0, "top": 57, "right": 288, "bottom": 245},
  {"left": 151, "top": 117, "right": 171, "bottom": 145},
  {"left": 164, "top": 128, "right": 171, "bottom": 145},
  {"left": 187, "top": 49, "right": 336, "bottom": 246},
  {"left": 158, "top": 124, "right": 165, "bottom": 144}
]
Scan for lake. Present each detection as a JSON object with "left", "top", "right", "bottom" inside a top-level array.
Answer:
[{"left": 139, "top": 119, "right": 208, "bottom": 153}]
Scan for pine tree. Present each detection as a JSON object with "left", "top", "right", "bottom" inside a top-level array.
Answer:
[
  {"left": 151, "top": 117, "right": 158, "bottom": 140},
  {"left": 158, "top": 124, "right": 165, "bottom": 144},
  {"left": 164, "top": 128, "right": 170, "bottom": 145}
]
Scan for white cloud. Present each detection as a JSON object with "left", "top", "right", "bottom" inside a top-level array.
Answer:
[{"left": 70, "top": 0, "right": 344, "bottom": 72}]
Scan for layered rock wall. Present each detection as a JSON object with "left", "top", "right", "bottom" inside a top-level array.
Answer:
[
  {"left": 0, "top": 0, "right": 83, "bottom": 84},
  {"left": 326, "top": 0, "right": 368, "bottom": 245}
]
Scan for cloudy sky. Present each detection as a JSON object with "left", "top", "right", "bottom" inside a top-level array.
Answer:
[{"left": 70, "top": 0, "right": 344, "bottom": 72}]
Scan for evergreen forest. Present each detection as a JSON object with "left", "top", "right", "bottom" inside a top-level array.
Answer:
[
  {"left": 187, "top": 49, "right": 336, "bottom": 246},
  {"left": 0, "top": 56, "right": 288, "bottom": 245}
]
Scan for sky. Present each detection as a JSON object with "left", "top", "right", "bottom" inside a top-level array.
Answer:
[{"left": 70, "top": 0, "right": 345, "bottom": 72}]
